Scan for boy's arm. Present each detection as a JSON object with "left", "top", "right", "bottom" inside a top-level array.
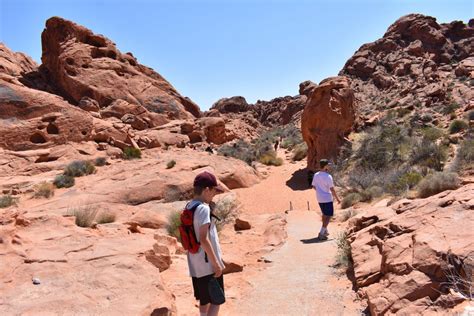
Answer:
[
  {"left": 330, "top": 187, "right": 341, "bottom": 204},
  {"left": 199, "top": 224, "right": 224, "bottom": 277}
]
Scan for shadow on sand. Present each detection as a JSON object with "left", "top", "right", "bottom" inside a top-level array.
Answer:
[
  {"left": 286, "top": 168, "right": 311, "bottom": 191},
  {"left": 300, "top": 237, "right": 333, "bottom": 244}
]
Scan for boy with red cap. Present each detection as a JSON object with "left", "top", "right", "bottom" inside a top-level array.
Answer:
[{"left": 186, "top": 171, "right": 226, "bottom": 316}]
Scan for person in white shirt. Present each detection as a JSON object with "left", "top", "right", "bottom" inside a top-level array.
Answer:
[{"left": 311, "top": 159, "right": 341, "bottom": 240}]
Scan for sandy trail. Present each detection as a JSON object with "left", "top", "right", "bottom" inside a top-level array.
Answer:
[{"left": 226, "top": 211, "right": 359, "bottom": 315}]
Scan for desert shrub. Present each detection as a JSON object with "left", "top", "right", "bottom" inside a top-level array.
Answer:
[
  {"left": 166, "top": 210, "right": 182, "bottom": 240},
  {"left": 94, "top": 157, "right": 107, "bottom": 166},
  {"left": 417, "top": 172, "right": 460, "bottom": 198},
  {"left": 0, "top": 195, "right": 16, "bottom": 208},
  {"left": 442, "top": 253, "right": 474, "bottom": 301},
  {"left": 96, "top": 212, "right": 116, "bottom": 224},
  {"left": 259, "top": 151, "right": 283, "bottom": 166},
  {"left": 341, "top": 193, "right": 361, "bottom": 209},
  {"left": 292, "top": 143, "right": 308, "bottom": 161},
  {"left": 123, "top": 147, "right": 141, "bottom": 159},
  {"left": 166, "top": 160, "right": 176, "bottom": 169},
  {"left": 421, "top": 127, "right": 444, "bottom": 141},
  {"left": 410, "top": 138, "right": 447, "bottom": 171},
  {"left": 442, "top": 102, "right": 460, "bottom": 115},
  {"left": 274, "top": 124, "right": 303, "bottom": 149},
  {"left": 53, "top": 175, "right": 75, "bottom": 188},
  {"left": 347, "top": 168, "right": 379, "bottom": 191},
  {"left": 339, "top": 208, "right": 357, "bottom": 222},
  {"left": 335, "top": 231, "right": 352, "bottom": 269},
  {"left": 466, "top": 110, "right": 474, "bottom": 121},
  {"left": 386, "top": 171, "right": 423, "bottom": 194},
  {"left": 213, "top": 195, "right": 240, "bottom": 231},
  {"left": 355, "top": 124, "right": 407, "bottom": 171},
  {"left": 365, "top": 186, "right": 384, "bottom": 199},
  {"left": 449, "top": 120, "right": 468, "bottom": 134},
  {"left": 452, "top": 138, "right": 474, "bottom": 171},
  {"left": 68, "top": 206, "right": 98, "bottom": 228},
  {"left": 218, "top": 140, "right": 258, "bottom": 164},
  {"left": 33, "top": 182, "right": 55, "bottom": 199},
  {"left": 64, "top": 160, "right": 96, "bottom": 177}
]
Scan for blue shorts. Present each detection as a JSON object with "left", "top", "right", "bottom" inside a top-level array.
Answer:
[{"left": 319, "top": 202, "right": 334, "bottom": 217}]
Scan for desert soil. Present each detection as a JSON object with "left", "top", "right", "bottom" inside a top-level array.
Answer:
[{"left": 164, "top": 149, "right": 363, "bottom": 315}]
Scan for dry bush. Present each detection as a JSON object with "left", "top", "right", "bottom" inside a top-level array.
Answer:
[
  {"left": 64, "top": 160, "right": 96, "bottom": 177},
  {"left": 335, "top": 231, "right": 352, "bottom": 269},
  {"left": 167, "top": 210, "right": 181, "bottom": 240},
  {"left": 68, "top": 205, "right": 98, "bottom": 228},
  {"left": 341, "top": 193, "right": 361, "bottom": 209},
  {"left": 259, "top": 151, "right": 283, "bottom": 166},
  {"left": 339, "top": 208, "right": 357, "bottom": 222},
  {"left": 213, "top": 195, "right": 240, "bottom": 231},
  {"left": 417, "top": 172, "right": 460, "bottom": 198},
  {"left": 96, "top": 212, "right": 116, "bottom": 224},
  {"left": 33, "top": 182, "right": 55, "bottom": 199},
  {"left": 0, "top": 195, "right": 17, "bottom": 208},
  {"left": 441, "top": 253, "right": 473, "bottom": 302},
  {"left": 94, "top": 157, "right": 107, "bottom": 166},
  {"left": 53, "top": 175, "right": 75, "bottom": 188},
  {"left": 292, "top": 143, "right": 308, "bottom": 161}
]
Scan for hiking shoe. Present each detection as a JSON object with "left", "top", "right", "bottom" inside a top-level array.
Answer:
[
  {"left": 318, "top": 234, "right": 328, "bottom": 241},
  {"left": 324, "top": 230, "right": 330, "bottom": 237}
]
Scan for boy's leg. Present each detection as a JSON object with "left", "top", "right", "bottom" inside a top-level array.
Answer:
[
  {"left": 207, "top": 304, "right": 220, "bottom": 316},
  {"left": 199, "top": 304, "right": 210, "bottom": 316}
]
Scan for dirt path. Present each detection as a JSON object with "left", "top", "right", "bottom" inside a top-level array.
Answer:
[{"left": 226, "top": 211, "right": 360, "bottom": 315}]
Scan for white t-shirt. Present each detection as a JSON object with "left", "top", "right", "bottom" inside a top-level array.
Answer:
[
  {"left": 312, "top": 171, "right": 334, "bottom": 203},
  {"left": 186, "top": 200, "right": 224, "bottom": 278}
]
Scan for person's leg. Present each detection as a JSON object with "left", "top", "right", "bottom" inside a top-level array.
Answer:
[
  {"left": 199, "top": 304, "right": 210, "bottom": 316},
  {"left": 207, "top": 304, "right": 220, "bottom": 316}
]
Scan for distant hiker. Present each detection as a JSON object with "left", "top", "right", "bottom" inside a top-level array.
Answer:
[
  {"left": 180, "top": 171, "right": 226, "bottom": 316},
  {"left": 205, "top": 145, "right": 214, "bottom": 154},
  {"left": 274, "top": 139, "right": 279, "bottom": 151},
  {"left": 311, "top": 159, "right": 341, "bottom": 240}
]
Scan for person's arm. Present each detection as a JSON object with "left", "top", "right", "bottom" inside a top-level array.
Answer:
[
  {"left": 199, "top": 224, "right": 224, "bottom": 277},
  {"left": 330, "top": 187, "right": 341, "bottom": 204}
]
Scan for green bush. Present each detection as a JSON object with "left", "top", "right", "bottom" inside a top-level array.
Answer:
[
  {"left": 68, "top": 206, "right": 98, "bottom": 228},
  {"left": 335, "top": 231, "right": 352, "bottom": 269},
  {"left": 410, "top": 138, "right": 447, "bottom": 171},
  {"left": 64, "top": 160, "right": 96, "bottom": 177},
  {"left": 449, "top": 120, "right": 468, "bottom": 134},
  {"left": 94, "top": 157, "right": 107, "bottom": 166},
  {"left": 123, "top": 147, "right": 142, "bottom": 159},
  {"left": 166, "top": 160, "right": 176, "bottom": 169},
  {"left": 96, "top": 212, "right": 116, "bottom": 224},
  {"left": 442, "top": 102, "right": 460, "bottom": 115},
  {"left": 292, "top": 143, "right": 308, "bottom": 161},
  {"left": 259, "top": 151, "right": 283, "bottom": 166},
  {"left": 53, "top": 175, "right": 75, "bottom": 188},
  {"left": 466, "top": 110, "right": 474, "bottom": 121},
  {"left": 417, "top": 172, "right": 460, "bottom": 198},
  {"left": 33, "top": 182, "right": 55, "bottom": 199},
  {"left": 0, "top": 195, "right": 16, "bottom": 208},
  {"left": 387, "top": 171, "right": 423, "bottom": 194},
  {"left": 166, "top": 210, "right": 182, "bottom": 240},
  {"left": 453, "top": 138, "right": 474, "bottom": 171},
  {"left": 341, "top": 193, "right": 361, "bottom": 209},
  {"left": 421, "top": 127, "right": 444, "bottom": 141}
]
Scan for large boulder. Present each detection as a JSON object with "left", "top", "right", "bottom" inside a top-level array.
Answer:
[
  {"left": 301, "top": 76, "right": 355, "bottom": 170},
  {"left": 40, "top": 16, "right": 201, "bottom": 119},
  {"left": 211, "top": 96, "right": 250, "bottom": 113},
  {"left": 348, "top": 184, "right": 474, "bottom": 315}
]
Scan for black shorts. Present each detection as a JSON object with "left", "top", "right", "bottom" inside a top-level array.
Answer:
[
  {"left": 192, "top": 274, "right": 225, "bottom": 306},
  {"left": 319, "top": 202, "right": 334, "bottom": 217}
]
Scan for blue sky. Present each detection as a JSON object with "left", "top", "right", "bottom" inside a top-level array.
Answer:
[{"left": 0, "top": 0, "right": 472, "bottom": 109}]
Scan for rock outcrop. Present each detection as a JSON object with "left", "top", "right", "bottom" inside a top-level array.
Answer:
[
  {"left": 347, "top": 184, "right": 474, "bottom": 315},
  {"left": 40, "top": 17, "right": 200, "bottom": 120},
  {"left": 301, "top": 76, "right": 355, "bottom": 171}
]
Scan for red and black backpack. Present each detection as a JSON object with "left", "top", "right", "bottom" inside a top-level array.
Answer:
[{"left": 178, "top": 202, "right": 220, "bottom": 254}]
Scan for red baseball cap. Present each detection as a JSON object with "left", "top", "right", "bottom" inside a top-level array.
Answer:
[{"left": 193, "top": 171, "right": 225, "bottom": 192}]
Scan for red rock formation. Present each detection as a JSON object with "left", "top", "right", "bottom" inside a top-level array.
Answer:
[
  {"left": 348, "top": 184, "right": 474, "bottom": 315},
  {"left": 40, "top": 16, "right": 201, "bottom": 119},
  {"left": 301, "top": 76, "right": 355, "bottom": 171}
]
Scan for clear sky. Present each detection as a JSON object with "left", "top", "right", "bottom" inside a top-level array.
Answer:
[{"left": 0, "top": 0, "right": 472, "bottom": 109}]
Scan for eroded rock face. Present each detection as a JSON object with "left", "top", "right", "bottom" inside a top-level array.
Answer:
[
  {"left": 301, "top": 76, "right": 355, "bottom": 171},
  {"left": 348, "top": 184, "right": 474, "bottom": 315},
  {"left": 40, "top": 16, "right": 200, "bottom": 119}
]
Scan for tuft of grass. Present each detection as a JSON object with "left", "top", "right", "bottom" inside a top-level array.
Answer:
[
  {"left": 68, "top": 205, "right": 98, "bottom": 228},
  {"left": 421, "top": 127, "right": 444, "bottom": 142},
  {"left": 96, "top": 211, "right": 116, "bottom": 224},
  {"left": 449, "top": 120, "right": 468, "bottom": 134},
  {"left": 166, "top": 210, "right": 182, "bottom": 240},
  {"left": 33, "top": 182, "right": 55, "bottom": 199},
  {"left": 123, "top": 147, "right": 142, "bottom": 160},
  {"left": 341, "top": 193, "right": 361, "bottom": 209},
  {"left": 64, "top": 160, "right": 96, "bottom": 177},
  {"left": 292, "top": 143, "right": 308, "bottom": 161},
  {"left": 166, "top": 160, "right": 176, "bottom": 169},
  {"left": 259, "top": 151, "right": 283, "bottom": 166},
  {"left": 335, "top": 231, "right": 352, "bottom": 269},
  {"left": 53, "top": 175, "right": 75, "bottom": 188},
  {"left": 94, "top": 157, "right": 107, "bottom": 166},
  {"left": 417, "top": 172, "right": 460, "bottom": 198},
  {"left": 0, "top": 195, "right": 17, "bottom": 208},
  {"left": 340, "top": 208, "right": 357, "bottom": 222}
]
